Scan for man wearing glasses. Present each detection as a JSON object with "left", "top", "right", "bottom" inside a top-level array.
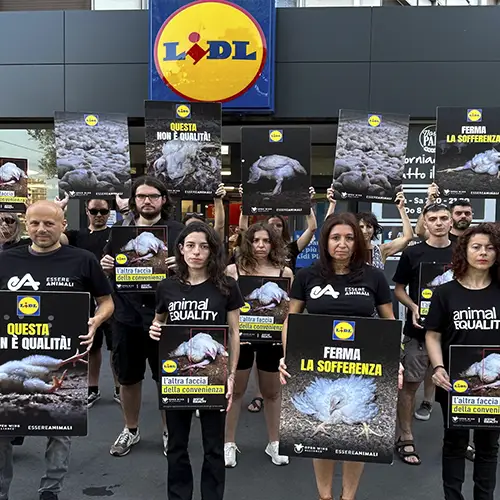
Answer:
[{"left": 100, "top": 176, "right": 184, "bottom": 458}]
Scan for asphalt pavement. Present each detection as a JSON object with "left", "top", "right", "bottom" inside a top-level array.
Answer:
[{"left": 8, "top": 360, "right": 495, "bottom": 500}]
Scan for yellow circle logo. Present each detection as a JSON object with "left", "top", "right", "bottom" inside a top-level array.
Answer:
[
  {"left": 453, "top": 380, "right": 468, "bottom": 393},
  {"left": 176, "top": 104, "right": 191, "bottom": 119},
  {"left": 421, "top": 289, "right": 433, "bottom": 299},
  {"left": 334, "top": 322, "right": 354, "bottom": 340},
  {"left": 368, "top": 115, "right": 381, "bottom": 127},
  {"left": 467, "top": 109, "right": 482, "bottom": 122},
  {"left": 85, "top": 114, "right": 99, "bottom": 127},
  {"left": 17, "top": 296, "right": 39, "bottom": 316},
  {"left": 269, "top": 130, "right": 283, "bottom": 142},
  {"left": 154, "top": 0, "right": 267, "bottom": 103},
  {"left": 163, "top": 360, "right": 178, "bottom": 373},
  {"left": 116, "top": 254, "right": 128, "bottom": 265},
  {"left": 240, "top": 302, "right": 251, "bottom": 313}
]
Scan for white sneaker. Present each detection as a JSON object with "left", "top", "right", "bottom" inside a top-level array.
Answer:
[
  {"left": 195, "top": 410, "right": 200, "bottom": 418},
  {"left": 224, "top": 442, "right": 240, "bottom": 468},
  {"left": 110, "top": 428, "right": 140, "bottom": 457},
  {"left": 163, "top": 432, "right": 168, "bottom": 457},
  {"left": 265, "top": 441, "right": 289, "bottom": 466}
]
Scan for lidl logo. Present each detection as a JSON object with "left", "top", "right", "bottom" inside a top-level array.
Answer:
[
  {"left": 269, "top": 129, "right": 283, "bottom": 142},
  {"left": 17, "top": 295, "right": 40, "bottom": 317},
  {"left": 467, "top": 109, "right": 482, "bottom": 122},
  {"left": 333, "top": 320, "right": 355, "bottom": 341},
  {"left": 368, "top": 114, "right": 381, "bottom": 127},
  {"left": 163, "top": 360, "right": 178, "bottom": 374},
  {"left": 84, "top": 114, "right": 99, "bottom": 127},
  {"left": 176, "top": 104, "right": 191, "bottom": 119},
  {"left": 453, "top": 380, "right": 469, "bottom": 393},
  {"left": 240, "top": 302, "right": 251, "bottom": 313},
  {"left": 421, "top": 288, "right": 433, "bottom": 300},
  {"left": 115, "top": 254, "right": 128, "bottom": 265},
  {"left": 154, "top": 0, "right": 267, "bottom": 103}
]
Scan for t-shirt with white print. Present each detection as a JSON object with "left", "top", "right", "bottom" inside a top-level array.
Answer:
[
  {"left": 291, "top": 262, "right": 392, "bottom": 317},
  {"left": 155, "top": 276, "right": 244, "bottom": 325}
]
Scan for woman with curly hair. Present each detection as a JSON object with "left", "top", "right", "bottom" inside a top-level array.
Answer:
[
  {"left": 426, "top": 223, "right": 500, "bottom": 500},
  {"left": 224, "top": 222, "right": 293, "bottom": 468}
]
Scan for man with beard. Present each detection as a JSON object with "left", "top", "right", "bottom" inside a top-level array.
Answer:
[
  {"left": 447, "top": 199, "right": 473, "bottom": 241},
  {"left": 0, "top": 201, "right": 114, "bottom": 500},
  {"left": 100, "top": 176, "right": 184, "bottom": 458}
]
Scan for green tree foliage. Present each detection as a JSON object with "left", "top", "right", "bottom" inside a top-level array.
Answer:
[{"left": 27, "top": 129, "right": 56, "bottom": 179}]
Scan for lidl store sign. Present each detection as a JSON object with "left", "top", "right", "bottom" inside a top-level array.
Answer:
[{"left": 149, "top": 0, "right": 276, "bottom": 112}]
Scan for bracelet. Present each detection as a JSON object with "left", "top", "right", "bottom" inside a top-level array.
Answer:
[{"left": 432, "top": 365, "right": 445, "bottom": 373}]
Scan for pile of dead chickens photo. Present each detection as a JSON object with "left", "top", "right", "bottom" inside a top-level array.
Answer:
[
  {"left": 332, "top": 109, "right": 410, "bottom": 202},
  {"left": 0, "top": 349, "right": 88, "bottom": 435},
  {"left": 434, "top": 107, "right": 500, "bottom": 197},
  {"left": 145, "top": 101, "right": 222, "bottom": 196},
  {"left": 241, "top": 127, "right": 311, "bottom": 215},
  {"left": 0, "top": 158, "right": 28, "bottom": 200},
  {"left": 54, "top": 112, "right": 131, "bottom": 198}
]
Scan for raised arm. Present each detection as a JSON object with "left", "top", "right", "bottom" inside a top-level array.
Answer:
[{"left": 296, "top": 187, "right": 318, "bottom": 252}]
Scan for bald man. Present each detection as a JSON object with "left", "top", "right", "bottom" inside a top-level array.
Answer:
[{"left": 0, "top": 201, "right": 114, "bottom": 500}]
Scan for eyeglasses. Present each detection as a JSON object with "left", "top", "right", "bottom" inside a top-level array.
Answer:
[
  {"left": 423, "top": 203, "right": 448, "bottom": 215},
  {"left": 88, "top": 209, "right": 110, "bottom": 216},
  {"left": 0, "top": 217, "right": 16, "bottom": 225},
  {"left": 135, "top": 194, "right": 162, "bottom": 201},
  {"left": 186, "top": 212, "right": 204, "bottom": 218}
]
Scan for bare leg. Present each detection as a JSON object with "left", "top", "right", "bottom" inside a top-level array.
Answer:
[
  {"left": 225, "top": 369, "right": 251, "bottom": 443},
  {"left": 396, "top": 381, "right": 421, "bottom": 464},
  {"left": 248, "top": 362, "right": 263, "bottom": 411},
  {"left": 258, "top": 370, "right": 281, "bottom": 442},
  {"left": 110, "top": 355, "right": 119, "bottom": 389},
  {"left": 313, "top": 459, "right": 335, "bottom": 499},
  {"left": 88, "top": 349, "right": 102, "bottom": 387},
  {"left": 121, "top": 382, "right": 142, "bottom": 429},
  {"left": 341, "top": 462, "right": 364, "bottom": 500},
  {"left": 423, "top": 366, "right": 435, "bottom": 403}
]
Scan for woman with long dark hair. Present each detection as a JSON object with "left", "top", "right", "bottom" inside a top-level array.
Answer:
[
  {"left": 150, "top": 222, "right": 243, "bottom": 500},
  {"left": 279, "top": 213, "right": 403, "bottom": 500},
  {"left": 426, "top": 223, "right": 500, "bottom": 500},
  {"left": 224, "top": 222, "right": 293, "bottom": 467}
]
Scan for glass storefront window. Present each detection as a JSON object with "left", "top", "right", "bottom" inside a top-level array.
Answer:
[{"left": 92, "top": 0, "right": 145, "bottom": 9}]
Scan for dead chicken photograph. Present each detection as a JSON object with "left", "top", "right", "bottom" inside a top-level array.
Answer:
[
  {"left": 0, "top": 158, "right": 28, "bottom": 201},
  {"left": 332, "top": 110, "right": 410, "bottom": 202},
  {"left": 120, "top": 230, "right": 168, "bottom": 266},
  {"left": 241, "top": 127, "right": 311, "bottom": 215},
  {"left": 54, "top": 112, "right": 131, "bottom": 198}
]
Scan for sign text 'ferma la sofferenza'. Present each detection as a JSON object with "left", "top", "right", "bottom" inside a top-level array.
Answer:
[{"left": 149, "top": 0, "right": 276, "bottom": 112}]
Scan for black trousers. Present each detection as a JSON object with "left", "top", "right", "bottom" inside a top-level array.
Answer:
[
  {"left": 166, "top": 410, "right": 226, "bottom": 500},
  {"left": 437, "top": 389, "right": 500, "bottom": 500}
]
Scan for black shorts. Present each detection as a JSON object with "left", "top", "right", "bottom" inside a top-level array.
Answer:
[
  {"left": 111, "top": 320, "right": 160, "bottom": 386},
  {"left": 90, "top": 321, "right": 113, "bottom": 353},
  {"left": 237, "top": 343, "right": 283, "bottom": 373}
]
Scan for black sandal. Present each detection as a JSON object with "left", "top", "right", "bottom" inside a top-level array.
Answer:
[
  {"left": 395, "top": 438, "right": 421, "bottom": 466},
  {"left": 247, "top": 397, "right": 264, "bottom": 413}
]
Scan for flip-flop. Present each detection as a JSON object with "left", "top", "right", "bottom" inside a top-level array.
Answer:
[{"left": 247, "top": 397, "right": 264, "bottom": 413}]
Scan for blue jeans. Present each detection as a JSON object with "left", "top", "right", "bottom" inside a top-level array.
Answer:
[{"left": 0, "top": 436, "right": 71, "bottom": 499}]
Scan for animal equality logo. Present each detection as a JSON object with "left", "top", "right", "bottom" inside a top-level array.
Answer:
[
  {"left": 154, "top": 0, "right": 267, "bottom": 103},
  {"left": 17, "top": 295, "right": 41, "bottom": 317},
  {"left": 332, "top": 320, "right": 355, "bottom": 341},
  {"left": 467, "top": 109, "right": 482, "bottom": 123},
  {"left": 176, "top": 104, "right": 191, "bottom": 119},
  {"left": 84, "top": 114, "right": 99, "bottom": 127},
  {"left": 269, "top": 130, "right": 283, "bottom": 142}
]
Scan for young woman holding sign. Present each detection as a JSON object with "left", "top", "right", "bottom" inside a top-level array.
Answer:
[
  {"left": 149, "top": 222, "right": 243, "bottom": 500},
  {"left": 279, "top": 213, "right": 403, "bottom": 500},
  {"left": 224, "top": 222, "right": 293, "bottom": 468},
  {"left": 426, "top": 223, "right": 500, "bottom": 500}
]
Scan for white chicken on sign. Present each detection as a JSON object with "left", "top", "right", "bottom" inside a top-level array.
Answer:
[
  {"left": 121, "top": 231, "right": 167, "bottom": 264},
  {"left": 465, "top": 353, "right": 500, "bottom": 391},
  {"left": 292, "top": 375, "right": 382, "bottom": 440},
  {"left": 246, "top": 281, "right": 290, "bottom": 311},
  {"left": 0, "top": 349, "right": 88, "bottom": 394},
  {"left": 170, "top": 333, "right": 228, "bottom": 370},
  {"left": 437, "top": 149, "right": 500, "bottom": 178},
  {"left": 0, "top": 162, "right": 27, "bottom": 187}
]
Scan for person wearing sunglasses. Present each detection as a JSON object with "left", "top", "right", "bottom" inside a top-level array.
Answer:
[{"left": 0, "top": 213, "right": 30, "bottom": 251}]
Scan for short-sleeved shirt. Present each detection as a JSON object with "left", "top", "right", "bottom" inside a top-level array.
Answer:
[
  {"left": 393, "top": 241, "right": 454, "bottom": 341},
  {"left": 286, "top": 241, "right": 300, "bottom": 273},
  {"left": 425, "top": 279, "right": 500, "bottom": 369},
  {"left": 156, "top": 276, "right": 244, "bottom": 325},
  {"left": 66, "top": 228, "right": 111, "bottom": 260},
  {"left": 0, "top": 245, "right": 112, "bottom": 297},
  {"left": 0, "top": 238, "right": 31, "bottom": 252},
  {"left": 291, "top": 263, "right": 392, "bottom": 317}
]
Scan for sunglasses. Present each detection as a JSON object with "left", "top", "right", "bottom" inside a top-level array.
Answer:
[
  {"left": 423, "top": 203, "right": 449, "bottom": 215},
  {"left": 0, "top": 217, "right": 16, "bottom": 225},
  {"left": 88, "top": 209, "right": 110, "bottom": 216}
]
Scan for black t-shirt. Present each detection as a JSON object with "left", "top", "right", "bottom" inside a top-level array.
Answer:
[
  {"left": 291, "top": 263, "right": 392, "bottom": 317},
  {"left": 0, "top": 245, "right": 112, "bottom": 297},
  {"left": 425, "top": 280, "right": 500, "bottom": 369},
  {"left": 393, "top": 241, "right": 454, "bottom": 341},
  {"left": 156, "top": 276, "right": 244, "bottom": 325},
  {"left": 0, "top": 238, "right": 31, "bottom": 252},
  {"left": 286, "top": 240, "right": 300, "bottom": 273},
  {"left": 104, "top": 217, "right": 185, "bottom": 328},
  {"left": 66, "top": 227, "right": 111, "bottom": 260},
  {"left": 449, "top": 233, "right": 459, "bottom": 243}
]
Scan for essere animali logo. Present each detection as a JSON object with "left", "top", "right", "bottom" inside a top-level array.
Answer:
[
  {"left": 310, "top": 285, "right": 340, "bottom": 300},
  {"left": 7, "top": 273, "right": 40, "bottom": 291}
]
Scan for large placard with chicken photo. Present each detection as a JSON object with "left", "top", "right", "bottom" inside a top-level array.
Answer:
[
  {"left": 241, "top": 127, "right": 311, "bottom": 216},
  {"left": 434, "top": 107, "right": 500, "bottom": 198},
  {"left": 110, "top": 226, "right": 168, "bottom": 292},
  {"left": 279, "top": 313, "right": 401, "bottom": 464},
  {"left": 158, "top": 325, "right": 229, "bottom": 410},
  {"left": 145, "top": 101, "right": 222, "bottom": 197},
  {"left": 332, "top": 110, "right": 410, "bottom": 202},
  {"left": 418, "top": 263, "right": 454, "bottom": 324},
  {"left": 0, "top": 157, "right": 28, "bottom": 213},
  {"left": 54, "top": 112, "right": 131, "bottom": 199},
  {"left": 448, "top": 345, "right": 500, "bottom": 430},
  {"left": 238, "top": 276, "right": 291, "bottom": 343},
  {"left": 0, "top": 291, "right": 90, "bottom": 436}
]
